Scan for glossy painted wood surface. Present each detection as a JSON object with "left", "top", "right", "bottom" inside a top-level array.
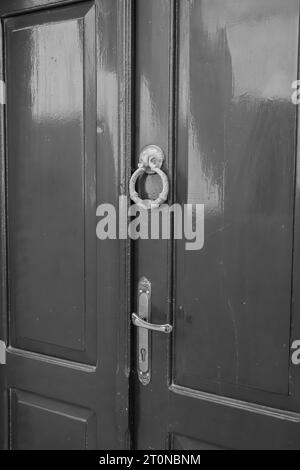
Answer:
[
  {"left": 135, "top": 0, "right": 300, "bottom": 450},
  {"left": 7, "top": 2, "right": 97, "bottom": 364},
  {"left": 0, "top": 0, "right": 84, "bottom": 16},
  {"left": 175, "top": 0, "right": 298, "bottom": 394},
  {"left": 133, "top": 0, "right": 174, "bottom": 449},
  {"left": 2, "top": 0, "right": 300, "bottom": 451},
  {"left": 0, "top": 0, "right": 130, "bottom": 449}
]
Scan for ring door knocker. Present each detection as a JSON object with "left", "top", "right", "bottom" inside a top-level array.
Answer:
[{"left": 129, "top": 145, "right": 169, "bottom": 210}]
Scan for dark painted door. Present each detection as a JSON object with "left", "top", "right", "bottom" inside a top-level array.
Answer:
[
  {"left": 0, "top": 0, "right": 130, "bottom": 450},
  {"left": 133, "top": 0, "right": 300, "bottom": 450},
  {"left": 2, "top": 0, "right": 300, "bottom": 452}
]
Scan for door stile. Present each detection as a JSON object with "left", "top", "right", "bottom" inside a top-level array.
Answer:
[
  {"left": 132, "top": 0, "right": 177, "bottom": 449},
  {"left": 167, "top": 0, "right": 178, "bottom": 445},
  {"left": 116, "top": 0, "right": 134, "bottom": 450}
]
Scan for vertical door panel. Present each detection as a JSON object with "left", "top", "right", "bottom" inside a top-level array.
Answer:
[
  {"left": 6, "top": 3, "right": 96, "bottom": 364},
  {"left": 175, "top": 0, "right": 298, "bottom": 394}
]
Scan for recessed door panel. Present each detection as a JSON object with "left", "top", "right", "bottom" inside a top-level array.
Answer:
[
  {"left": 171, "top": 434, "right": 225, "bottom": 451},
  {"left": 174, "top": 0, "right": 298, "bottom": 395},
  {"left": 6, "top": 4, "right": 96, "bottom": 363},
  {"left": 10, "top": 389, "right": 97, "bottom": 450}
]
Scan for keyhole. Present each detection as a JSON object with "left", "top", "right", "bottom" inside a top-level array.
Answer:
[{"left": 140, "top": 348, "right": 147, "bottom": 362}]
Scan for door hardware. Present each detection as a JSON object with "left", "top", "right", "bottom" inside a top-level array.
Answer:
[
  {"left": 132, "top": 313, "right": 173, "bottom": 334},
  {"left": 0, "top": 341, "right": 6, "bottom": 365},
  {"left": 129, "top": 145, "right": 169, "bottom": 210},
  {"left": 138, "top": 145, "right": 165, "bottom": 175},
  {"left": 140, "top": 348, "right": 147, "bottom": 362},
  {"left": 132, "top": 277, "right": 173, "bottom": 386}
]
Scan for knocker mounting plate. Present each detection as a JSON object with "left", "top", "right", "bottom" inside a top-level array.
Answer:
[{"left": 139, "top": 145, "right": 165, "bottom": 174}]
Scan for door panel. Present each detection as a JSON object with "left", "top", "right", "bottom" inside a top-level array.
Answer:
[
  {"left": 174, "top": 0, "right": 298, "bottom": 395},
  {"left": 134, "top": 0, "right": 300, "bottom": 450},
  {"left": 10, "top": 389, "right": 97, "bottom": 450},
  {"left": 0, "top": 0, "right": 130, "bottom": 450},
  {"left": 171, "top": 434, "right": 225, "bottom": 451},
  {"left": 6, "top": 3, "right": 96, "bottom": 364},
  {"left": 169, "top": 389, "right": 300, "bottom": 450}
]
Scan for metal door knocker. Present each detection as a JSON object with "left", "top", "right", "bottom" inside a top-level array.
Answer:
[{"left": 129, "top": 145, "right": 169, "bottom": 210}]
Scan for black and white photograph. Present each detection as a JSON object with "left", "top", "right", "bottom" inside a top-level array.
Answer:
[{"left": 0, "top": 0, "right": 299, "bottom": 453}]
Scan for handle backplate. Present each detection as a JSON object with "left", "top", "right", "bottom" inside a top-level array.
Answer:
[{"left": 135, "top": 277, "right": 152, "bottom": 385}]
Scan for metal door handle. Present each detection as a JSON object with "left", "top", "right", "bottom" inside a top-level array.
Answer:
[
  {"left": 132, "top": 313, "right": 173, "bottom": 334},
  {"left": 133, "top": 277, "right": 172, "bottom": 385}
]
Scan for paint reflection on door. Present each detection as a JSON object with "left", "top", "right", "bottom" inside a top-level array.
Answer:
[
  {"left": 0, "top": 0, "right": 128, "bottom": 450},
  {"left": 134, "top": 0, "right": 300, "bottom": 450}
]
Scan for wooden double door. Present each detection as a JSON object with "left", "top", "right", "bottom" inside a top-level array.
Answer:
[{"left": 1, "top": 0, "right": 300, "bottom": 450}]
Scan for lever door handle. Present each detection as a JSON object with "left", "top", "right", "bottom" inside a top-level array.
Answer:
[
  {"left": 134, "top": 277, "right": 172, "bottom": 385},
  {"left": 132, "top": 313, "right": 173, "bottom": 334}
]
